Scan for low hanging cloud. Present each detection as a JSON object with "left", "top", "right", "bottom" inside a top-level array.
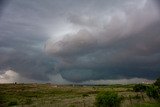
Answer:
[
  {"left": 0, "top": 0, "right": 160, "bottom": 83},
  {"left": 82, "top": 78, "right": 155, "bottom": 85}
]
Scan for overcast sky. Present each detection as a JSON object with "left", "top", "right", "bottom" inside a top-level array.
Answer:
[{"left": 0, "top": 0, "right": 160, "bottom": 84}]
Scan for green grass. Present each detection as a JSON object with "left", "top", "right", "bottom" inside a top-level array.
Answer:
[
  {"left": 0, "top": 83, "right": 159, "bottom": 107},
  {"left": 132, "top": 103, "right": 160, "bottom": 107}
]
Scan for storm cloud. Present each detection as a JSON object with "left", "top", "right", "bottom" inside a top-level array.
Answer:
[{"left": 0, "top": 0, "right": 160, "bottom": 83}]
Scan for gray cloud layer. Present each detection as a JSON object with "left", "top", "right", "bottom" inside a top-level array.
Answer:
[{"left": 0, "top": 0, "right": 160, "bottom": 83}]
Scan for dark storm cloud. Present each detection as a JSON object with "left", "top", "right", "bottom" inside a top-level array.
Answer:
[
  {"left": 0, "top": 0, "right": 59, "bottom": 81},
  {"left": 0, "top": 0, "right": 9, "bottom": 18},
  {"left": 46, "top": 0, "right": 160, "bottom": 82},
  {"left": 0, "top": 0, "right": 160, "bottom": 83},
  {"left": 63, "top": 23, "right": 160, "bottom": 82},
  {"left": 155, "top": 0, "right": 160, "bottom": 6}
]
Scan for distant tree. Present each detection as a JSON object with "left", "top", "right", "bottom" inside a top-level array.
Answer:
[
  {"left": 146, "top": 85, "right": 160, "bottom": 101},
  {"left": 154, "top": 77, "right": 160, "bottom": 87},
  {"left": 133, "top": 84, "right": 147, "bottom": 92},
  {"left": 95, "top": 91, "right": 123, "bottom": 107}
]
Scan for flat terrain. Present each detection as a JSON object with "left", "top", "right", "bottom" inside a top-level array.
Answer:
[{"left": 0, "top": 84, "right": 159, "bottom": 107}]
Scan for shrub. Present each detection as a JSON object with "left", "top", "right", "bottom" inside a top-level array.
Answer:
[
  {"left": 82, "top": 94, "right": 89, "bottom": 97},
  {"left": 132, "top": 94, "right": 141, "bottom": 99},
  {"left": 0, "top": 94, "right": 7, "bottom": 107},
  {"left": 154, "top": 77, "right": 160, "bottom": 87},
  {"left": 8, "top": 100, "right": 18, "bottom": 106},
  {"left": 69, "top": 105, "right": 76, "bottom": 107},
  {"left": 146, "top": 85, "right": 160, "bottom": 100},
  {"left": 25, "top": 98, "right": 33, "bottom": 105},
  {"left": 95, "top": 91, "right": 123, "bottom": 107},
  {"left": 0, "top": 94, "right": 6, "bottom": 103},
  {"left": 133, "top": 84, "right": 147, "bottom": 92}
]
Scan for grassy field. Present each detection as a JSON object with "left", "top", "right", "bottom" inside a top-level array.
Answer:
[{"left": 0, "top": 83, "right": 159, "bottom": 107}]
